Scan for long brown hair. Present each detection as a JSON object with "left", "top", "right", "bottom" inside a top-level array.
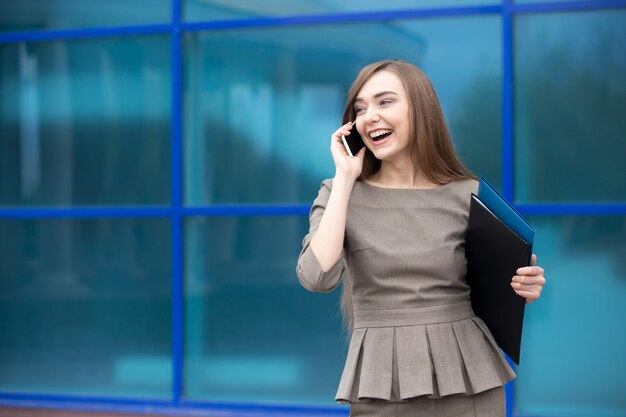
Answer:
[{"left": 340, "top": 60, "right": 476, "bottom": 332}]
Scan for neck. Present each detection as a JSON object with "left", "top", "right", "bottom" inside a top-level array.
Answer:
[{"left": 373, "top": 157, "right": 434, "bottom": 189}]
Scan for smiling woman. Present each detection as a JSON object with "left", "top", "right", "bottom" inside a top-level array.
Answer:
[
  {"left": 345, "top": 61, "right": 475, "bottom": 188},
  {"left": 296, "top": 60, "right": 547, "bottom": 417}
]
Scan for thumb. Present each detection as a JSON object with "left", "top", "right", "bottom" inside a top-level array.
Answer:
[{"left": 531, "top": 254, "right": 537, "bottom": 266}]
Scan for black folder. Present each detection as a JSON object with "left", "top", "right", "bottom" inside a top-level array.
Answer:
[{"left": 465, "top": 194, "right": 532, "bottom": 365}]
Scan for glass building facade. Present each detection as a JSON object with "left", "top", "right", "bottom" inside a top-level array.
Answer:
[{"left": 1, "top": 1, "right": 625, "bottom": 416}]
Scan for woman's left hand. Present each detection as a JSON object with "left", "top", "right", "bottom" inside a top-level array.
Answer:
[{"left": 511, "top": 254, "right": 546, "bottom": 304}]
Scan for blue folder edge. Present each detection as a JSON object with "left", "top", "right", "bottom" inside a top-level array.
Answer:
[{"left": 477, "top": 176, "right": 535, "bottom": 261}]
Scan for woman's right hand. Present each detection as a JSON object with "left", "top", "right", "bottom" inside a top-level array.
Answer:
[
  {"left": 310, "top": 123, "right": 365, "bottom": 272},
  {"left": 331, "top": 122, "right": 366, "bottom": 181}
]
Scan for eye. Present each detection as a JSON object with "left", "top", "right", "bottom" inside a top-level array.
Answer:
[
  {"left": 380, "top": 98, "right": 393, "bottom": 106},
  {"left": 354, "top": 106, "right": 365, "bottom": 114}
]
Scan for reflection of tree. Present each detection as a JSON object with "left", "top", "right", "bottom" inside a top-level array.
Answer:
[
  {"left": 185, "top": 29, "right": 427, "bottom": 205},
  {"left": 559, "top": 215, "right": 626, "bottom": 275},
  {"left": 516, "top": 14, "right": 626, "bottom": 203},
  {"left": 0, "top": 38, "right": 174, "bottom": 394},
  {"left": 449, "top": 72, "right": 501, "bottom": 188},
  {"left": 0, "top": 38, "right": 171, "bottom": 206},
  {"left": 182, "top": 30, "right": 426, "bottom": 401},
  {"left": 516, "top": 13, "right": 626, "bottom": 272}
]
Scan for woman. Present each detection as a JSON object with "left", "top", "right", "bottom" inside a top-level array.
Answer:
[{"left": 296, "top": 60, "right": 546, "bottom": 417}]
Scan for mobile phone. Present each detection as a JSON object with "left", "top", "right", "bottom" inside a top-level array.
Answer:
[{"left": 341, "top": 121, "right": 365, "bottom": 157}]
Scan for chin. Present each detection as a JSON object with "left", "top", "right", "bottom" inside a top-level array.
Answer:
[{"left": 371, "top": 148, "right": 395, "bottom": 162}]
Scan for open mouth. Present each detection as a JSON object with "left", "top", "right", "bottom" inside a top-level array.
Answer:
[{"left": 369, "top": 129, "right": 393, "bottom": 142}]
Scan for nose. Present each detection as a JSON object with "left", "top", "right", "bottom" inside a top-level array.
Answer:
[{"left": 362, "top": 106, "right": 380, "bottom": 124}]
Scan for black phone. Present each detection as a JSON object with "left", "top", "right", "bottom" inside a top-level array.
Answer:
[{"left": 341, "top": 121, "right": 365, "bottom": 157}]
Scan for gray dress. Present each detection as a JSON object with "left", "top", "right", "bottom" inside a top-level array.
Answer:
[{"left": 296, "top": 178, "right": 515, "bottom": 405}]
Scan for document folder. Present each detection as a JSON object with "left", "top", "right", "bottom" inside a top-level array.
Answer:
[
  {"left": 478, "top": 176, "right": 535, "bottom": 259},
  {"left": 465, "top": 185, "right": 534, "bottom": 365}
]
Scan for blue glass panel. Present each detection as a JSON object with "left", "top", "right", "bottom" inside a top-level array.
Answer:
[
  {"left": 514, "top": 10, "right": 626, "bottom": 202},
  {"left": 517, "top": 216, "right": 626, "bottom": 416},
  {"left": 0, "top": 36, "right": 171, "bottom": 207},
  {"left": 185, "top": 0, "right": 497, "bottom": 21},
  {"left": 0, "top": 218, "right": 171, "bottom": 397},
  {"left": 184, "top": 216, "right": 346, "bottom": 404},
  {"left": 184, "top": 16, "right": 501, "bottom": 204},
  {"left": 0, "top": 0, "right": 170, "bottom": 33}
]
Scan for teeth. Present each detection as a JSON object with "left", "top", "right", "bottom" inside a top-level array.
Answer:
[{"left": 370, "top": 130, "right": 392, "bottom": 139}]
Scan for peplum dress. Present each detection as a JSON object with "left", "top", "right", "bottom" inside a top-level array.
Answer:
[{"left": 296, "top": 178, "right": 515, "bottom": 404}]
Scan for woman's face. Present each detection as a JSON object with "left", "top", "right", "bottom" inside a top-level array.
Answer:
[{"left": 354, "top": 70, "right": 411, "bottom": 163}]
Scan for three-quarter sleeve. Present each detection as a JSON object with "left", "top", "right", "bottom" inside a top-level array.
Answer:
[{"left": 296, "top": 179, "right": 346, "bottom": 293}]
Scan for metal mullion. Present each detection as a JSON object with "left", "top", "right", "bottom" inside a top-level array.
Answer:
[
  {"left": 0, "top": 394, "right": 172, "bottom": 413},
  {"left": 180, "top": 398, "right": 346, "bottom": 415},
  {"left": 0, "top": 207, "right": 171, "bottom": 219},
  {"left": 2, "top": 202, "right": 623, "bottom": 220},
  {"left": 502, "top": 0, "right": 515, "bottom": 204},
  {"left": 2, "top": 2, "right": 624, "bottom": 45},
  {"left": 0, "top": 396, "right": 345, "bottom": 416},
  {"left": 502, "top": 2, "right": 516, "bottom": 417},
  {"left": 512, "top": 0, "right": 626, "bottom": 15},
  {"left": 170, "top": 0, "right": 184, "bottom": 406},
  {"left": 181, "top": 205, "right": 311, "bottom": 217},
  {"left": 517, "top": 203, "right": 626, "bottom": 216},
  {"left": 0, "top": 24, "right": 170, "bottom": 44}
]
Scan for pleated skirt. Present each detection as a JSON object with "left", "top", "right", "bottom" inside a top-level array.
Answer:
[
  {"left": 349, "top": 386, "right": 505, "bottom": 417},
  {"left": 336, "top": 301, "right": 515, "bottom": 403}
]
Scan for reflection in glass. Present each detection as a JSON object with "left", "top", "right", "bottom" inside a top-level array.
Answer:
[
  {"left": 0, "top": 0, "right": 170, "bottom": 33},
  {"left": 0, "top": 218, "right": 171, "bottom": 397},
  {"left": 184, "top": 0, "right": 497, "bottom": 22},
  {"left": 184, "top": 16, "right": 501, "bottom": 204},
  {"left": 0, "top": 36, "right": 171, "bottom": 207},
  {"left": 514, "top": 10, "right": 626, "bottom": 202},
  {"left": 184, "top": 216, "right": 345, "bottom": 403},
  {"left": 517, "top": 216, "right": 626, "bottom": 416}
]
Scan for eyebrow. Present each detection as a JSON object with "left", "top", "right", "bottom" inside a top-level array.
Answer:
[{"left": 354, "top": 91, "right": 398, "bottom": 103}]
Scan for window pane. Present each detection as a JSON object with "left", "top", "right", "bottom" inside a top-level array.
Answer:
[
  {"left": 516, "top": 216, "right": 626, "bottom": 416},
  {"left": 514, "top": 10, "right": 626, "bottom": 202},
  {"left": 184, "top": 16, "right": 501, "bottom": 205},
  {"left": 0, "top": 0, "right": 170, "bottom": 33},
  {"left": 0, "top": 218, "right": 171, "bottom": 397},
  {"left": 0, "top": 36, "right": 171, "bottom": 207},
  {"left": 184, "top": 216, "right": 345, "bottom": 404},
  {"left": 185, "top": 0, "right": 497, "bottom": 21}
]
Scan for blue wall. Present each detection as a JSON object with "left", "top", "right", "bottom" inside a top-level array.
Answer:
[{"left": 1, "top": 1, "right": 625, "bottom": 416}]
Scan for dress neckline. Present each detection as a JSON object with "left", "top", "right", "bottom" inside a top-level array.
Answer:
[{"left": 358, "top": 179, "right": 453, "bottom": 191}]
